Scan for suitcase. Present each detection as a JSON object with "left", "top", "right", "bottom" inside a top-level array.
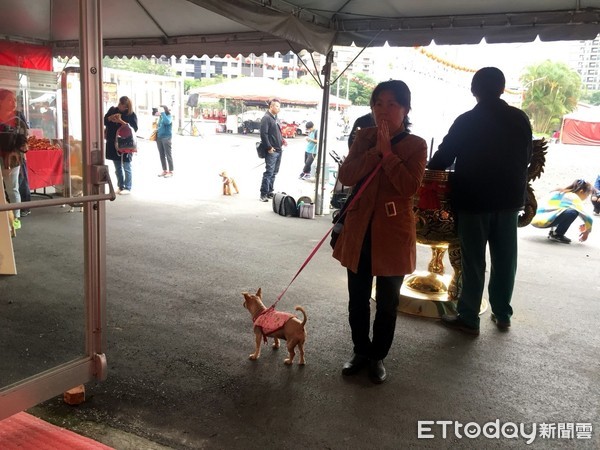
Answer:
[{"left": 272, "top": 192, "right": 298, "bottom": 217}]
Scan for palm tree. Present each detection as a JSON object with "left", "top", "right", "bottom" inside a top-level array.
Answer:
[{"left": 521, "top": 61, "right": 581, "bottom": 134}]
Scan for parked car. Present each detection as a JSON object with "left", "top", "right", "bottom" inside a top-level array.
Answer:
[{"left": 238, "top": 110, "right": 264, "bottom": 134}]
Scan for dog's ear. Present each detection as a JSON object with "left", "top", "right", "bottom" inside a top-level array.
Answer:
[{"left": 256, "top": 287, "right": 262, "bottom": 298}]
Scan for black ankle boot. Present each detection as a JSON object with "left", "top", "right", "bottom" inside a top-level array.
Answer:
[
  {"left": 369, "top": 359, "right": 387, "bottom": 384},
  {"left": 342, "top": 354, "right": 368, "bottom": 376}
]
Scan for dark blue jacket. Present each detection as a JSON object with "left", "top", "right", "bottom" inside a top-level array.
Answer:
[{"left": 428, "top": 98, "right": 532, "bottom": 212}]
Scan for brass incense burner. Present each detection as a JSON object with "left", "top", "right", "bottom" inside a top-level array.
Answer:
[
  {"left": 400, "top": 139, "right": 547, "bottom": 318},
  {"left": 399, "top": 169, "right": 472, "bottom": 318}
]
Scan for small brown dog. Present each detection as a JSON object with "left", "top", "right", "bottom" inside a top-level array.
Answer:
[
  {"left": 219, "top": 171, "right": 239, "bottom": 196},
  {"left": 63, "top": 175, "right": 84, "bottom": 212},
  {"left": 242, "top": 287, "right": 307, "bottom": 365}
]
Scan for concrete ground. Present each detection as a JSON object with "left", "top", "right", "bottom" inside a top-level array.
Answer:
[{"left": 2, "top": 132, "right": 599, "bottom": 449}]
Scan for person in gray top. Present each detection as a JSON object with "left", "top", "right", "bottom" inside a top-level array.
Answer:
[{"left": 428, "top": 67, "right": 532, "bottom": 336}]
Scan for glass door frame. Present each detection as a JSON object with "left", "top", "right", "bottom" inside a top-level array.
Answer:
[{"left": 0, "top": 0, "right": 113, "bottom": 420}]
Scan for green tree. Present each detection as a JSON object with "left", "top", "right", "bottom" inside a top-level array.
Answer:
[
  {"left": 329, "top": 71, "right": 376, "bottom": 106},
  {"left": 581, "top": 90, "right": 600, "bottom": 106},
  {"left": 102, "top": 56, "right": 173, "bottom": 76},
  {"left": 184, "top": 76, "right": 225, "bottom": 94},
  {"left": 521, "top": 61, "right": 581, "bottom": 134}
]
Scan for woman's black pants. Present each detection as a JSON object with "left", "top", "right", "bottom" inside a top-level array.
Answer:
[{"left": 347, "top": 231, "right": 404, "bottom": 361}]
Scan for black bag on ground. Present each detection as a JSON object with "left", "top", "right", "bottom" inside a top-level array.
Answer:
[
  {"left": 272, "top": 192, "right": 298, "bottom": 217},
  {"left": 256, "top": 141, "right": 266, "bottom": 159}
]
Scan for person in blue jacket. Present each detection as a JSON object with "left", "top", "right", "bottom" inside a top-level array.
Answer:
[
  {"left": 591, "top": 174, "right": 600, "bottom": 215},
  {"left": 155, "top": 106, "right": 174, "bottom": 178}
]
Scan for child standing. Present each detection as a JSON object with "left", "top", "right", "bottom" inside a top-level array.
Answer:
[{"left": 299, "top": 121, "right": 317, "bottom": 180}]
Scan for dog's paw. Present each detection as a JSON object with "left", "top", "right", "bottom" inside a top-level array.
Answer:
[
  {"left": 283, "top": 358, "right": 293, "bottom": 365},
  {"left": 249, "top": 354, "right": 259, "bottom": 361}
]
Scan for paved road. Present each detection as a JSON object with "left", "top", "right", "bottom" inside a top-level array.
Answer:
[{"left": 5, "top": 133, "right": 600, "bottom": 449}]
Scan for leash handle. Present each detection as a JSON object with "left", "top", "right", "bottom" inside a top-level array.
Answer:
[{"left": 273, "top": 162, "right": 382, "bottom": 307}]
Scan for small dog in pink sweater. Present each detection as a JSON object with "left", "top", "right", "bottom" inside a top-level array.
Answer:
[{"left": 242, "top": 287, "right": 307, "bottom": 365}]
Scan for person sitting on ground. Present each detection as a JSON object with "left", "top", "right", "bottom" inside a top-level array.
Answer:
[{"left": 531, "top": 178, "right": 594, "bottom": 244}]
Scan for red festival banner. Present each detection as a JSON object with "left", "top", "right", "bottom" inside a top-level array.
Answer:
[{"left": 0, "top": 41, "right": 52, "bottom": 71}]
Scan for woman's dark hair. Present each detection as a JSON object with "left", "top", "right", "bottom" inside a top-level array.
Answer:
[
  {"left": 162, "top": 105, "right": 171, "bottom": 115},
  {"left": 370, "top": 80, "right": 412, "bottom": 130},
  {"left": 118, "top": 96, "right": 133, "bottom": 113},
  {"left": 471, "top": 67, "right": 505, "bottom": 99},
  {"left": 559, "top": 179, "right": 593, "bottom": 194}
]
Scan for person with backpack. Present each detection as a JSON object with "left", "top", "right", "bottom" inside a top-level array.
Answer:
[{"left": 104, "top": 96, "right": 138, "bottom": 195}]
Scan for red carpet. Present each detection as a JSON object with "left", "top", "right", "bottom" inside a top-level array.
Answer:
[{"left": 0, "top": 412, "right": 113, "bottom": 449}]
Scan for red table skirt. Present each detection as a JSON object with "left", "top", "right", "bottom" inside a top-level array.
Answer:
[{"left": 26, "top": 149, "right": 64, "bottom": 190}]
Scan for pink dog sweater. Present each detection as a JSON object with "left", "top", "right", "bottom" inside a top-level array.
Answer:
[{"left": 253, "top": 307, "right": 293, "bottom": 342}]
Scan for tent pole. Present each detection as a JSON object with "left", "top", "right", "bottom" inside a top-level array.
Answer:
[{"left": 314, "top": 51, "right": 333, "bottom": 216}]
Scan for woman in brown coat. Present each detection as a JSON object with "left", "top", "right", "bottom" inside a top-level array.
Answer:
[{"left": 333, "top": 80, "right": 427, "bottom": 384}]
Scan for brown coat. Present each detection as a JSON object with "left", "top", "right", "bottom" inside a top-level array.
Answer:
[{"left": 332, "top": 127, "right": 427, "bottom": 276}]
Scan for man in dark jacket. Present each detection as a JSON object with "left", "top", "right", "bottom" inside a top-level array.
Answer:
[
  {"left": 259, "top": 99, "right": 284, "bottom": 202},
  {"left": 347, "top": 112, "right": 375, "bottom": 149},
  {"left": 428, "top": 67, "right": 532, "bottom": 336}
]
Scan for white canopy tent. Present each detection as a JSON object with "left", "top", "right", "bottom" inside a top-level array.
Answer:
[
  {"left": 189, "top": 77, "right": 351, "bottom": 107},
  {"left": 1, "top": 1, "right": 599, "bottom": 57}
]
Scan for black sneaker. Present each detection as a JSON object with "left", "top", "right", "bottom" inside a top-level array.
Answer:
[
  {"left": 548, "top": 230, "right": 571, "bottom": 244},
  {"left": 20, "top": 209, "right": 31, "bottom": 217},
  {"left": 259, "top": 196, "right": 269, "bottom": 202},
  {"left": 441, "top": 314, "right": 480, "bottom": 336},
  {"left": 267, "top": 193, "right": 275, "bottom": 199}
]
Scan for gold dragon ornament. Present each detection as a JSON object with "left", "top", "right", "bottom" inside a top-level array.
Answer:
[{"left": 518, "top": 138, "right": 548, "bottom": 227}]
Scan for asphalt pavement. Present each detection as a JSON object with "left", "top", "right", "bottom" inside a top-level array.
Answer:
[{"left": 4, "top": 132, "right": 600, "bottom": 449}]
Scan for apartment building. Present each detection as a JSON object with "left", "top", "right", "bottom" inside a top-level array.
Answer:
[
  {"left": 166, "top": 51, "right": 305, "bottom": 80},
  {"left": 571, "top": 36, "right": 600, "bottom": 92}
]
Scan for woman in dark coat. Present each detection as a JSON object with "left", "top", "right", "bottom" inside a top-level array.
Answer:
[
  {"left": 333, "top": 80, "right": 427, "bottom": 384},
  {"left": 104, "top": 96, "right": 138, "bottom": 195}
]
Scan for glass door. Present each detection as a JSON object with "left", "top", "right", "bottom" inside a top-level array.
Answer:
[{"left": 0, "top": 0, "right": 111, "bottom": 420}]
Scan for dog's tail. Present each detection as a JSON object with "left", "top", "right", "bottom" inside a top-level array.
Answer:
[{"left": 295, "top": 306, "right": 307, "bottom": 327}]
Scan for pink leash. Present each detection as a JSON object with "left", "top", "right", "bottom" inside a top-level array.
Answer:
[{"left": 272, "top": 162, "right": 382, "bottom": 308}]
